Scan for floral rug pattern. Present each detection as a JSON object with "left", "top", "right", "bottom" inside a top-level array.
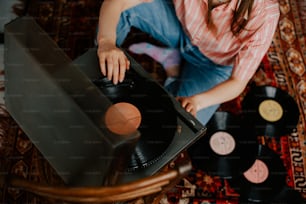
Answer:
[{"left": 0, "top": 0, "right": 305, "bottom": 203}]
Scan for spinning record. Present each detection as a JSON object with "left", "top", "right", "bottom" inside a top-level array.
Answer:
[
  {"left": 229, "top": 145, "right": 287, "bottom": 203},
  {"left": 188, "top": 111, "right": 258, "bottom": 178},
  {"left": 93, "top": 70, "right": 177, "bottom": 171},
  {"left": 242, "top": 85, "right": 299, "bottom": 138}
]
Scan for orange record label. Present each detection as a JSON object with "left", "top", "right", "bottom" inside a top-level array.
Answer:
[
  {"left": 104, "top": 102, "right": 142, "bottom": 135},
  {"left": 209, "top": 131, "right": 236, "bottom": 155},
  {"left": 258, "top": 99, "right": 283, "bottom": 122},
  {"left": 243, "top": 159, "right": 269, "bottom": 184}
]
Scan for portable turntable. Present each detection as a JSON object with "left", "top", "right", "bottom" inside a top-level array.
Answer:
[{"left": 4, "top": 17, "right": 206, "bottom": 187}]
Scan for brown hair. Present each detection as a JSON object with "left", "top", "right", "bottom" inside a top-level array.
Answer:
[{"left": 207, "top": 0, "right": 255, "bottom": 35}]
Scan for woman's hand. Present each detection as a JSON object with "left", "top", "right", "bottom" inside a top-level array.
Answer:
[
  {"left": 97, "top": 39, "right": 130, "bottom": 85},
  {"left": 176, "top": 76, "right": 248, "bottom": 117},
  {"left": 97, "top": 0, "right": 153, "bottom": 84},
  {"left": 176, "top": 95, "right": 201, "bottom": 117}
]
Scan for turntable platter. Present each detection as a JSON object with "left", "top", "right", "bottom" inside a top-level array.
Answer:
[{"left": 93, "top": 70, "right": 177, "bottom": 170}]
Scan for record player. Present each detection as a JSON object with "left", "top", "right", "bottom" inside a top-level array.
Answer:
[{"left": 4, "top": 17, "right": 206, "bottom": 187}]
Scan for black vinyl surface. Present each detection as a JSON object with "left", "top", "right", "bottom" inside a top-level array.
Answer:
[
  {"left": 93, "top": 69, "right": 177, "bottom": 170},
  {"left": 242, "top": 85, "right": 299, "bottom": 138},
  {"left": 230, "top": 145, "right": 287, "bottom": 203},
  {"left": 188, "top": 111, "right": 258, "bottom": 179}
]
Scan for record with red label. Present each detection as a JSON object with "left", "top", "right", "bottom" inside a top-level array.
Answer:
[
  {"left": 242, "top": 85, "right": 299, "bottom": 138},
  {"left": 188, "top": 111, "right": 258, "bottom": 179},
  {"left": 229, "top": 145, "right": 287, "bottom": 203}
]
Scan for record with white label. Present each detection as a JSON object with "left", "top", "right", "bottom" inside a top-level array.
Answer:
[{"left": 188, "top": 111, "right": 258, "bottom": 178}]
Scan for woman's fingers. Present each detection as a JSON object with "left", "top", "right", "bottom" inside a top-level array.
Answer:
[
  {"left": 177, "top": 96, "right": 197, "bottom": 116},
  {"left": 98, "top": 47, "right": 130, "bottom": 84},
  {"left": 99, "top": 54, "right": 107, "bottom": 76},
  {"left": 110, "top": 53, "right": 129, "bottom": 84},
  {"left": 118, "top": 57, "right": 129, "bottom": 83}
]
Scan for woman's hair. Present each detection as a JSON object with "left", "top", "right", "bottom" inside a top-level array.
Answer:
[{"left": 207, "top": 0, "right": 255, "bottom": 35}]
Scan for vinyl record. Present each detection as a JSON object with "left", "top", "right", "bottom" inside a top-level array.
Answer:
[
  {"left": 242, "top": 85, "right": 299, "bottom": 138},
  {"left": 188, "top": 111, "right": 258, "bottom": 178},
  {"left": 93, "top": 70, "right": 177, "bottom": 171},
  {"left": 229, "top": 145, "right": 287, "bottom": 203}
]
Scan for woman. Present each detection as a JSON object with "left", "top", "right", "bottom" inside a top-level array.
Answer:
[{"left": 96, "top": 0, "right": 280, "bottom": 125}]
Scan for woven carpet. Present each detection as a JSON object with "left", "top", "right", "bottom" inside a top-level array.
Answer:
[{"left": 0, "top": 0, "right": 305, "bottom": 203}]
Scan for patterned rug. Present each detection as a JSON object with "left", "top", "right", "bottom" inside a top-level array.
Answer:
[{"left": 0, "top": 0, "right": 305, "bottom": 203}]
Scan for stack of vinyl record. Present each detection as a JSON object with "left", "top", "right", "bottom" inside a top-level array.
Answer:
[{"left": 188, "top": 85, "right": 302, "bottom": 203}]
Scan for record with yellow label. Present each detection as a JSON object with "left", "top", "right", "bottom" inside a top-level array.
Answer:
[{"left": 241, "top": 85, "right": 299, "bottom": 138}]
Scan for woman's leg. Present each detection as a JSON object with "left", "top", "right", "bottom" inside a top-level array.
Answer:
[
  {"left": 115, "top": 0, "right": 185, "bottom": 48},
  {"left": 114, "top": 0, "right": 233, "bottom": 125}
]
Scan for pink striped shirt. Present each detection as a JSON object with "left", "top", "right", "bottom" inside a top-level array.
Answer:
[{"left": 172, "top": 0, "right": 280, "bottom": 80}]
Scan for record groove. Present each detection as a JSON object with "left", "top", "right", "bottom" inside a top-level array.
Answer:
[
  {"left": 229, "top": 145, "right": 287, "bottom": 203},
  {"left": 93, "top": 70, "right": 177, "bottom": 171},
  {"left": 188, "top": 111, "right": 258, "bottom": 179},
  {"left": 242, "top": 85, "right": 299, "bottom": 138}
]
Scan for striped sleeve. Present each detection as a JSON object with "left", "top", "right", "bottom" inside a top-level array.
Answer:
[{"left": 232, "top": 2, "right": 280, "bottom": 81}]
